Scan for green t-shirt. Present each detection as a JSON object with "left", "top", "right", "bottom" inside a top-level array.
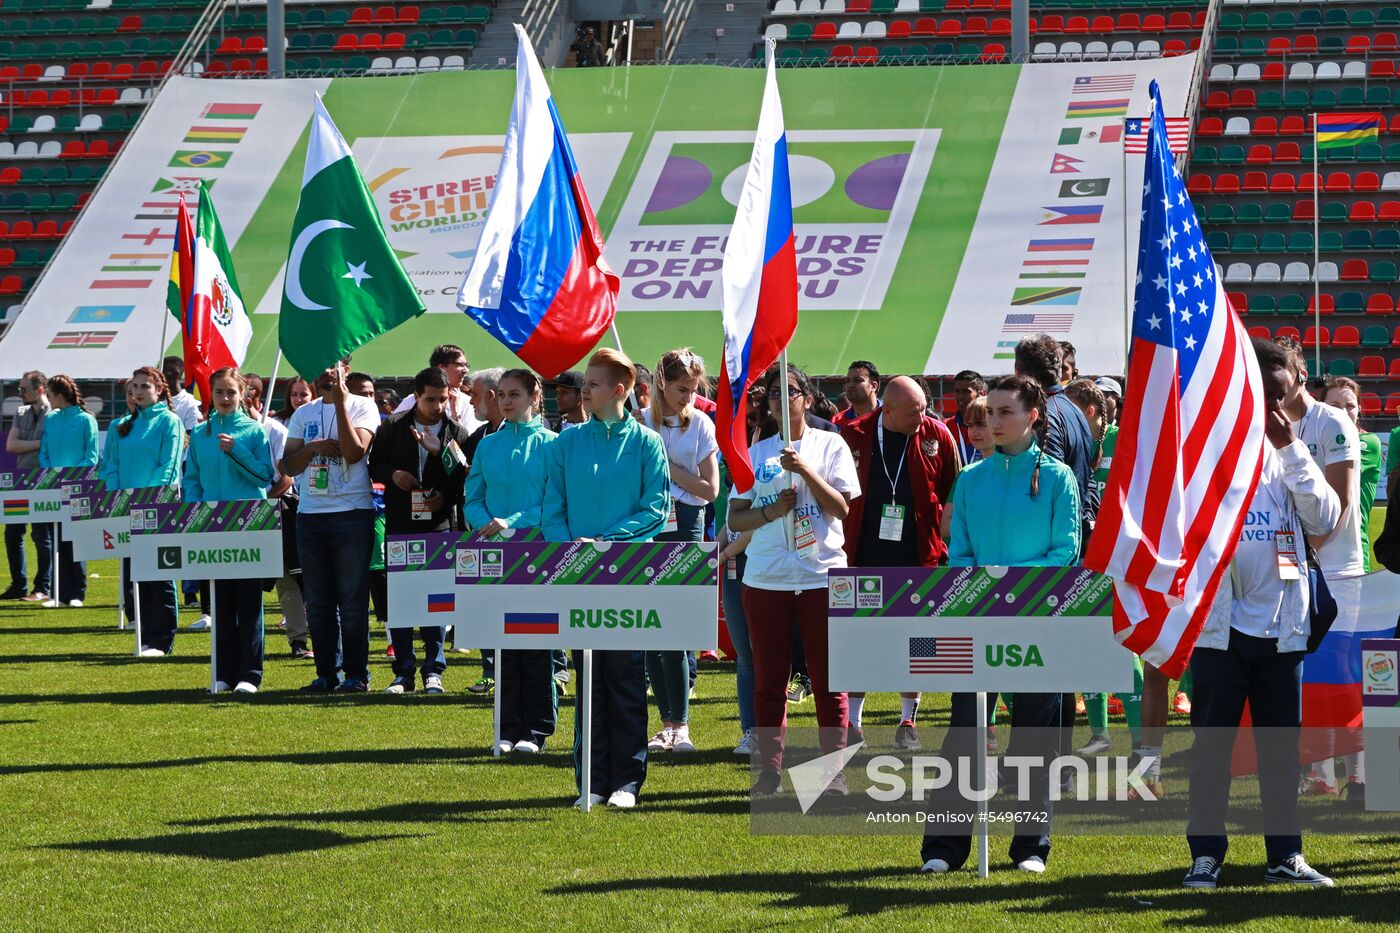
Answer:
[
  {"left": 1386, "top": 425, "right": 1400, "bottom": 477},
  {"left": 1090, "top": 424, "right": 1118, "bottom": 503},
  {"left": 1360, "top": 431, "right": 1382, "bottom": 573}
]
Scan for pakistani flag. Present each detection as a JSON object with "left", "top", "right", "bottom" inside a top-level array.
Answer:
[{"left": 278, "top": 97, "right": 424, "bottom": 377}]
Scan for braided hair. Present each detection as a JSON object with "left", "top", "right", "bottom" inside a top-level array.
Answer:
[
  {"left": 988, "top": 374, "right": 1049, "bottom": 497},
  {"left": 117, "top": 366, "right": 171, "bottom": 438}
]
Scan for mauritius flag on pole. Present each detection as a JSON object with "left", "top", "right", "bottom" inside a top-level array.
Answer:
[
  {"left": 716, "top": 40, "right": 799, "bottom": 493},
  {"left": 1315, "top": 112, "right": 1382, "bottom": 149},
  {"left": 279, "top": 97, "right": 424, "bottom": 378},
  {"left": 181, "top": 181, "right": 252, "bottom": 405},
  {"left": 456, "top": 25, "right": 619, "bottom": 380}
]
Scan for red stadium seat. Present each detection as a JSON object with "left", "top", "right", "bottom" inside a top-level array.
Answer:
[
  {"left": 1297, "top": 172, "right": 1320, "bottom": 192},
  {"left": 1197, "top": 117, "right": 1223, "bottom": 137},
  {"left": 1386, "top": 392, "right": 1400, "bottom": 412},
  {"left": 245, "top": 36, "right": 267, "bottom": 54},
  {"left": 1346, "top": 36, "right": 1372, "bottom": 55},
  {"left": 1341, "top": 260, "right": 1370, "bottom": 281},
  {"left": 361, "top": 34, "right": 382, "bottom": 50},
  {"left": 981, "top": 43, "right": 1006, "bottom": 61},
  {"left": 1230, "top": 88, "right": 1256, "bottom": 108},
  {"left": 1302, "top": 326, "right": 1330, "bottom": 348},
  {"left": 0, "top": 250, "right": 14, "bottom": 268},
  {"left": 1227, "top": 291, "right": 1247, "bottom": 313},
  {"left": 1242, "top": 171, "right": 1269, "bottom": 191},
  {"left": 350, "top": 7, "right": 374, "bottom": 24},
  {"left": 1246, "top": 144, "right": 1273, "bottom": 164},
  {"left": 814, "top": 22, "right": 839, "bottom": 39},
  {"left": 1279, "top": 116, "right": 1306, "bottom": 135},
  {"left": 1361, "top": 393, "right": 1381, "bottom": 415},
  {"left": 1309, "top": 294, "right": 1334, "bottom": 316},
  {"left": 86, "top": 140, "right": 110, "bottom": 159},
  {"left": 1370, "top": 61, "right": 1395, "bottom": 78},
  {"left": 1390, "top": 361, "right": 1400, "bottom": 379},
  {"left": 912, "top": 18, "right": 937, "bottom": 36},
  {"left": 383, "top": 33, "right": 406, "bottom": 49},
  {"left": 1040, "top": 14, "right": 1064, "bottom": 33},
  {"left": 1215, "top": 173, "right": 1240, "bottom": 193},
  {"left": 964, "top": 16, "right": 988, "bottom": 35},
  {"left": 374, "top": 5, "right": 398, "bottom": 23},
  {"left": 1065, "top": 16, "right": 1089, "bottom": 33},
  {"left": 1116, "top": 13, "right": 1140, "bottom": 30},
  {"left": 59, "top": 140, "right": 84, "bottom": 160},
  {"left": 1187, "top": 174, "right": 1212, "bottom": 194},
  {"left": 1380, "top": 202, "right": 1400, "bottom": 222},
  {"left": 1163, "top": 39, "right": 1188, "bottom": 56},
  {"left": 398, "top": 6, "right": 421, "bottom": 23},
  {"left": 1090, "top": 16, "right": 1113, "bottom": 33},
  {"left": 1266, "top": 37, "right": 1292, "bottom": 55},
  {"left": 1355, "top": 172, "right": 1380, "bottom": 192},
  {"left": 1167, "top": 12, "right": 1194, "bottom": 30},
  {"left": 831, "top": 44, "right": 855, "bottom": 61},
  {"left": 938, "top": 20, "right": 962, "bottom": 37},
  {"left": 1294, "top": 35, "right": 1318, "bottom": 54},
  {"left": 1367, "top": 295, "right": 1395, "bottom": 316},
  {"left": 111, "top": 63, "right": 134, "bottom": 81},
  {"left": 1333, "top": 325, "right": 1359, "bottom": 347},
  {"left": 1261, "top": 63, "right": 1285, "bottom": 81},
  {"left": 217, "top": 37, "right": 241, "bottom": 55},
  {"left": 0, "top": 276, "right": 22, "bottom": 296},
  {"left": 0, "top": 168, "right": 17, "bottom": 186},
  {"left": 847, "top": 0, "right": 872, "bottom": 11},
  {"left": 854, "top": 45, "right": 879, "bottom": 64},
  {"left": 1393, "top": 327, "right": 1400, "bottom": 347},
  {"left": 1276, "top": 325, "right": 1302, "bottom": 343},
  {"left": 1143, "top": 14, "right": 1166, "bottom": 32},
  {"left": 1248, "top": 326, "right": 1272, "bottom": 340},
  {"left": 334, "top": 34, "right": 360, "bottom": 51},
  {"left": 1325, "top": 172, "right": 1353, "bottom": 192},
  {"left": 1377, "top": 33, "right": 1399, "bottom": 52},
  {"left": 118, "top": 15, "right": 141, "bottom": 32},
  {"left": 889, "top": 20, "right": 912, "bottom": 38},
  {"left": 1350, "top": 201, "right": 1376, "bottom": 222},
  {"left": 1205, "top": 91, "right": 1230, "bottom": 110},
  {"left": 1275, "top": 142, "right": 1301, "bottom": 163}
]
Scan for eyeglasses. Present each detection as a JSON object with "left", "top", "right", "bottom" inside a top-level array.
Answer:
[{"left": 769, "top": 387, "right": 804, "bottom": 400}]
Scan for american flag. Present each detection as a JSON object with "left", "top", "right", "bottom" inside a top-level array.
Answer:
[
  {"left": 1074, "top": 74, "right": 1136, "bottom": 94},
  {"left": 1123, "top": 117, "right": 1191, "bottom": 154},
  {"left": 1002, "top": 312, "right": 1075, "bottom": 332},
  {"left": 909, "top": 636, "right": 975, "bottom": 674},
  {"left": 1084, "top": 82, "right": 1265, "bottom": 678}
]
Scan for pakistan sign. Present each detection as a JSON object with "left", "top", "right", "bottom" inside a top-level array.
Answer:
[
  {"left": 828, "top": 566, "right": 1136, "bottom": 692},
  {"left": 127, "top": 499, "right": 282, "bottom": 581}
]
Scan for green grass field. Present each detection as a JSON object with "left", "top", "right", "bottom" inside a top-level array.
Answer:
[{"left": 2, "top": 547, "right": 1398, "bottom": 930}]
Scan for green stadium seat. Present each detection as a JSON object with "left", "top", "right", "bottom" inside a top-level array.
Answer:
[
  {"left": 1328, "top": 359, "right": 1356, "bottom": 377},
  {"left": 1376, "top": 229, "right": 1400, "bottom": 250},
  {"left": 1362, "top": 325, "right": 1390, "bottom": 347},
  {"left": 1259, "top": 232, "right": 1285, "bottom": 252},
  {"left": 803, "top": 48, "right": 828, "bottom": 64},
  {"left": 1248, "top": 295, "right": 1276, "bottom": 315},
  {"left": 1344, "top": 230, "right": 1373, "bottom": 251},
  {"left": 879, "top": 45, "right": 905, "bottom": 62},
  {"left": 465, "top": 5, "right": 492, "bottom": 25},
  {"left": 1279, "top": 295, "right": 1306, "bottom": 315},
  {"left": 441, "top": 5, "right": 467, "bottom": 23},
  {"left": 1261, "top": 203, "right": 1290, "bottom": 224},
  {"left": 1374, "top": 261, "right": 1398, "bottom": 284},
  {"left": 326, "top": 10, "right": 350, "bottom": 27},
  {"left": 1317, "top": 231, "right": 1343, "bottom": 252},
  {"left": 1218, "top": 145, "right": 1244, "bottom": 165},
  {"left": 1321, "top": 202, "right": 1348, "bottom": 223},
  {"left": 906, "top": 44, "right": 930, "bottom": 59},
  {"left": 1244, "top": 12, "right": 1269, "bottom": 30},
  {"left": 1380, "top": 7, "right": 1400, "bottom": 27},
  {"left": 1194, "top": 145, "right": 1217, "bottom": 165},
  {"left": 1206, "top": 231, "right": 1230, "bottom": 252},
  {"left": 788, "top": 23, "right": 813, "bottom": 40}
]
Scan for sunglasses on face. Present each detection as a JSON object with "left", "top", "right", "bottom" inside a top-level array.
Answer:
[{"left": 768, "top": 386, "right": 804, "bottom": 400}]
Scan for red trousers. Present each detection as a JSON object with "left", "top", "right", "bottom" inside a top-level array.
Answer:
[{"left": 742, "top": 585, "right": 848, "bottom": 772}]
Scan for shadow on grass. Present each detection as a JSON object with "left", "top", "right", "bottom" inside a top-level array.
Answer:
[
  {"left": 45, "top": 826, "right": 412, "bottom": 861},
  {"left": 545, "top": 861, "right": 1398, "bottom": 923},
  {"left": 1, "top": 653, "right": 212, "bottom": 666},
  {"left": 0, "top": 719, "right": 37, "bottom": 725},
  {"left": 0, "top": 745, "right": 495, "bottom": 776}
]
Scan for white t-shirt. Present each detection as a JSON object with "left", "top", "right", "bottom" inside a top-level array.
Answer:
[
  {"left": 167, "top": 390, "right": 202, "bottom": 431},
  {"left": 285, "top": 395, "right": 380, "bottom": 513},
  {"left": 415, "top": 418, "right": 445, "bottom": 479},
  {"left": 640, "top": 409, "right": 720, "bottom": 507},
  {"left": 1230, "top": 450, "right": 1293, "bottom": 638},
  {"left": 1292, "top": 397, "right": 1362, "bottom": 577},
  {"left": 733, "top": 429, "right": 861, "bottom": 591},
  {"left": 262, "top": 416, "right": 288, "bottom": 486}
]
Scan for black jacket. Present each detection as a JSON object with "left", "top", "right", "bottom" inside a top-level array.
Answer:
[{"left": 368, "top": 410, "right": 472, "bottom": 535}]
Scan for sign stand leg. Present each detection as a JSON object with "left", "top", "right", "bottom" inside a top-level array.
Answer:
[
  {"left": 209, "top": 586, "right": 219, "bottom": 694},
  {"left": 131, "top": 565, "right": 143, "bottom": 657},
  {"left": 51, "top": 523, "right": 61, "bottom": 607},
  {"left": 492, "top": 648, "right": 503, "bottom": 757},
  {"left": 581, "top": 648, "right": 593, "bottom": 813},
  {"left": 976, "top": 691, "right": 990, "bottom": 880},
  {"left": 118, "top": 603, "right": 126, "bottom": 630}
]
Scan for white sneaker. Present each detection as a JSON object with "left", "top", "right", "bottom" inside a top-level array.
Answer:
[
  {"left": 233, "top": 681, "right": 258, "bottom": 694},
  {"left": 920, "top": 859, "right": 951, "bottom": 874},
  {"left": 513, "top": 739, "right": 540, "bottom": 754},
  {"left": 496, "top": 740, "right": 515, "bottom": 755},
  {"left": 733, "top": 729, "right": 757, "bottom": 756},
  {"left": 212, "top": 680, "right": 232, "bottom": 694},
  {"left": 607, "top": 790, "right": 637, "bottom": 809},
  {"left": 138, "top": 648, "right": 166, "bottom": 658},
  {"left": 40, "top": 598, "right": 60, "bottom": 608},
  {"left": 67, "top": 599, "right": 83, "bottom": 608},
  {"left": 1017, "top": 857, "right": 1047, "bottom": 874},
  {"left": 384, "top": 682, "right": 407, "bottom": 695},
  {"left": 187, "top": 614, "right": 211, "bottom": 632},
  {"left": 574, "top": 793, "right": 605, "bottom": 808},
  {"left": 647, "top": 728, "right": 673, "bottom": 752},
  {"left": 423, "top": 674, "right": 444, "bottom": 695},
  {"left": 671, "top": 725, "right": 696, "bottom": 753}
]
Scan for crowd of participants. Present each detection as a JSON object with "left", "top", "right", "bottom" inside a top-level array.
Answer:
[{"left": 3, "top": 331, "right": 1387, "bottom": 885}]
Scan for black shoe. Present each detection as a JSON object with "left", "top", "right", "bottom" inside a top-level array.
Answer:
[
  {"left": 1182, "top": 856, "right": 1222, "bottom": 889},
  {"left": 751, "top": 770, "right": 782, "bottom": 795},
  {"left": 1265, "top": 855, "right": 1335, "bottom": 887},
  {"left": 334, "top": 679, "right": 369, "bottom": 693},
  {"left": 0, "top": 584, "right": 28, "bottom": 599},
  {"left": 290, "top": 643, "right": 314, "bottom": 660},
  {"left": 301, "top": 676, "right": 340, "bottom": 692},
  {"left": 1339, "top": 780, "right": 1366, "bottom": 809}
]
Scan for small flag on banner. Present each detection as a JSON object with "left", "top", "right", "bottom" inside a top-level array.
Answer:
[
  {"left": 504, "top": 612, "right": 561, "bottom": 635},
  {"left": 169, "top": 150, "right": 230, "bottom": 169},
  {"left": 1058, "top": 127, "right": 1082, "bottom": 145},
  {"left": 1099, "top": 123, "right": 1124, "bottom": 144},
  {"left": 1066, "top": 98, "right": 1130, "bottom": 119},
  {"left": 3, "top": 500, "right": 28, "bottom": 517},
  {"left": 1315, "top": 113, "right": 1383, "bottom": 150},
  {"left": 203, "top": 103, "right": 261, "bottom": 120},
  {"left": 427, "top": 593, "right": 456, "bottom": 613},
  {"left": 1039, "top": 205, "right": 1103, "bottom": 225},
  {"left": 67, "top": 305, "right": 133, "bottom": 324},
  {"left": 1028, "top": 237, "right": 1094, "bottom": 253},
  {"left": 1011, "top": 288, "right": 1082, "bottom": 306},
  {"left": 909, "top": 636, "right": 974, "bottom": 674},
  {"left": 184, "top": 125, "right": 247, "bottom": 144},
  {"left": 48, "top": 331, "right": 116, "bottom": 349},
  {"left": 1050, "top": 152, "right": 1083, "bottom": 174},
  {"left": 1074, "top": 75, "right": 1136, "bottom": 94},
  {"left": 1002, "top": 311, "right": 1076, "bottom": 331},
  {"left": 1124, "top": 116, "right": 1191, "bottom": 154}
]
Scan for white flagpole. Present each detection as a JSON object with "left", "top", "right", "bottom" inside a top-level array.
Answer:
[
  {"left": 976, "top": 690, "right": 989, "bottom": 879},
  {"left": 1123, "top": 132, "right": 1131, "bottom": 366},
  {"left": 778, "top": 349, "right": 795, "bottom": 551},
  {"left": 492, "top": 648, "right": 503, "bottom": 756},
  {"left": 261, "top": 349, "right": 284, "bottom": 424},
  {"left": 1312, "top": 112, "right": 1321, "bottom": 379},
  {"left": 209, "top": 589, "right": 219, "bottom": 694},
  {"left": 580, "top": 648, "right": 594, "bottom": 812},
  {"left": 51, "top": 521, "right": 61, "bottom": 607}
]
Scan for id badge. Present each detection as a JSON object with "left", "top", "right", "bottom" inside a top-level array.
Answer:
[
  {"left": 664, "top": 505, "right": 679, "bottom": 534},
  {"left": 793, "top": 514, "right": 818, "bottom": 560},
  {"left": 1276, "top": 531, "right": 1301, "bottom": 581},
  {"left": 308, "top": 464, "right": 330, "bottom": 495},
  {"left": 726, "top": 558, "right": 738, "bottom": 580},
  {"left": 879, "top": 503, "right": 906, "bottom": 541},
  {"left": 411, "top": 489, "right": 432, "bottom": 520}
]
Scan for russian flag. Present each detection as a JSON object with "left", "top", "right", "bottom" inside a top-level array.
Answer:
[
  {"left": 504, "top": 611, "right": 560, "bottom": 635},
  {"left": 456, "top": 25, "right": 619, "bottom": 380},
  {"left": 427, "top": 593, "right": 456, "bottom": 613},
  {"left": 716, "top": 42, "right": 799, "bottom": 493}
]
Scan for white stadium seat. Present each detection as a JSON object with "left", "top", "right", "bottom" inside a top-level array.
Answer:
[
  {"left": 1110, "top": 40, "right": 1135, "bottom": 57},
  {"left": 1382, "top": 171, "right": 1400, "bottom": 192},
  {"left": 418, "top": 55, "right": 441, "bottom": 70},
  {"left": 764, "top": 23, "right": 787, "bottom": 39},
  {"left": 1084, "top": 41, "right": 1108, "bottom": 60},
  {"left": 822, "top": 0, "right": 845, "bottom": 12},
  {"left": 1288, "top": 62, "right": 1313, "bottom": 81},
  {"left": 0, "top": 142, "right": 13, "bottom": 159},
  {"left": 119, "top": 87, "right": 143, "bottom": 103},
  {"left": 32, "top": 114, "right": 55, "bottom": 133},
  {"left": 41, "top": 65, "right": 64, "bottom": 82},
  {"left": 1057, "top": 42, "right": 1083, "bottom": 60},
  {"left": 1342, "top": 61, "right": 1367, "bottom": 79},
  {"left": 1033, "top": 42, "right": 1056, "bottom": 61},
  {"left": 442, "top": 54, "right": 466, "bottom": 69},
  {"left": 1314, "top": 61, "right": 1340, "bottom": 80},
  {"left": 896, "top": 0, "right": 919, "bottom": 10},
  {"left": 369, "top": 57, "right": 394, "bottom": 72},
  {"left": 1224, "top": 116, "right": 1252, "bottom": 136},
  {"left": 395, "top": 56, "right": 417, "bottom": 70},
  {"left": 1209, "top": 63, "right": 1233, "bottom": 81},
  {"left": 15, "top": 141, "right": 38, "bottom": 158},
  {"left": 798, "top": 0, "right": 821, "bottom": 12},
  {"left": 773, "top": 0, "right": 798, "bottom": 13},
  {"left": 837, "top": 21, "right": 861, "bottom": 38},
  {"left": 1234, "top": 63, "right": 1260, "bottom": 81},
  {"left": 863, "top": 22, "right": 886, "bottom": 38},
  {"left": 1316, "top": 262, "right": 1339, "bottom": 283},
  {"left": 1136, "top": 39, "right": 1160, "bottom": 57},
  {"left": 1280, "top": 262, "right": 1310, "bottom": 284},
  {"left": 1254, "top": 262, "right": 1283, "bottom": 284},
  {"left": 38, "top": 140, "right": 60, "bottom": 158},
  {"left": 1225, "top": 262, "right": 1253, "bottom": 283},
  {"left": 78, "top": 113, "right": 101, "bottom": 132}
]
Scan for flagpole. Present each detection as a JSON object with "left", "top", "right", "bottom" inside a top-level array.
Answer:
[
  {"left": 1311, "top": 112, "right": 1321, "bottom": 380},
  {"left": 778, "top": 348, "right": 795, "bottom": 551},
  {"left": 1122, "top": 133, "right": 1131, "bottom": 368},
  {"left": 609, "top": 322, "right": 640, "bottom": 411},
  {"left": 261, "top": 349, "right": 283, "bottom": 424}
]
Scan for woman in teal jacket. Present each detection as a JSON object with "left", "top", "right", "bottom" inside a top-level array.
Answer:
[
  {"left": 465, "top": 368, "right": 559, "bottom": 753},
  {"left": 184, "top": 368, "right": 274, "bottom": 693},
  {"left": 542, "top": 348, "right": 670, "bottom": 809},
  {"left": 922, "top": 374, "right": 1081, "bottom": 878},
  {"left": 101, "top": 365, "right": 186, "bottom": 658},
  {"left": 38, "top": 375, "right": 97, "bottom": 607}
]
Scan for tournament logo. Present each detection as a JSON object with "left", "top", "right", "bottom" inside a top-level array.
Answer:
[
  {"left": 386, "top": 540, "right": 407, "bottom": 567},
  {"left": 1363, "top": 650, "right": 1397, "bottom": 695},
  {"left": 829, "top": 575, "right": 856, "bottom": 609},
  {"left": 481, "top": 549, "right": 503, "bottom": 578},
  {"left": 856, "top": 575, "right": 884, "bottom": 609},
  {"left": 407, "top": 539, "right": 426, "bottom": 566},
  {"left": 456, "top": 547, "right": 479, "bottom": 578}
]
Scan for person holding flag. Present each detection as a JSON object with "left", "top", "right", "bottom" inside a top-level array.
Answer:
[
  {"left": 465, "top": 368, "right": 560, "bottom": 751},
  {"left": 101, "top": 367, "right": 185, "bottom": 658},
  {"left": 182, "top": 367, "right": 274, "bottom": 694}
]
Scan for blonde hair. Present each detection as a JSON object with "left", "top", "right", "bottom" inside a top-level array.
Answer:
[
  {"left": 964, "top": 395, "right": 988, "bottom": 427},
  {"left": 587, "top": 348, "right": 636, "bottom": 394},
  {"left": 205, "top": 367, "right": 249, "bottom": 434},
  {"left": 650, "top": 347, "right": 707, "bottom": 431}
]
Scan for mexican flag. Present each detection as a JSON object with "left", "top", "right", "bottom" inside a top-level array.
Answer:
[
  {"left": 278, "top": 97, "right": 424, "bottom": 377},
  {"left": 183, "top": 181, "right": 252, "bottom": 403}
]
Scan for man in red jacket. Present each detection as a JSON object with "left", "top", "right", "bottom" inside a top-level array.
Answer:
[{"left": 841, "top": 376, "right": 959, "bottom": 751}]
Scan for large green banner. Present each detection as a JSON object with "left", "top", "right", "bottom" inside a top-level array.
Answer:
[{"left": 0, "top": 58, "right": 1196, "bottom": 379}]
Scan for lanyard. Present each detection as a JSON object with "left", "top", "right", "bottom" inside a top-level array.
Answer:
[{"left": 875, "top": 419, "right": 907, "bottom": 496}]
